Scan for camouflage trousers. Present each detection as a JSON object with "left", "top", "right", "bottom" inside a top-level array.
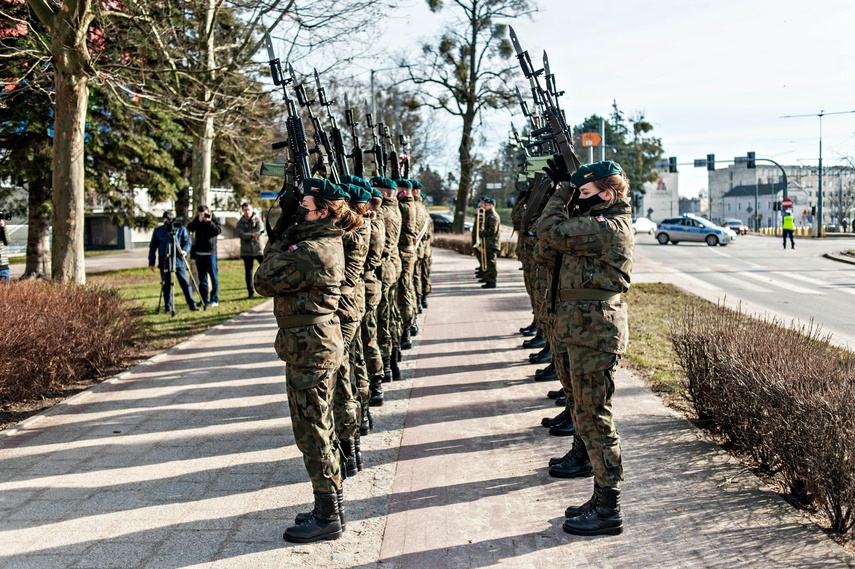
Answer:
[
  {"left": 397, "top": 250, "right": 417, "bottom": 329},
  {"left": 420, "top": 244, "right": 432, "bottom": 297},
  {"left": 518, "top": 235, "right": 537, "bottom": 319},
  {"left": 565, "top": 345, "right": 623, "bottom": 488},
  {"left": 533, "top": 265, "right": 575, "bottom": 414},
  {"left": 378, "top": 280, "right": 400, "bottom": 359},
  {"left": 361, "top": 303, "right": 383, "bottom": 398},
  {"left": 484, "top": 247, "right": 499, "bottom": 283},
  {"left": 333, "top": 319, "right": 361, "bottom": 440},
  {"left": 286, "top": 365, "right": 343, "bottom": 494}
]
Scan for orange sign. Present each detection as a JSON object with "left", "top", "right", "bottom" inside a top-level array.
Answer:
[{"left": 581, "top": 132, "right": 602, "bottom": 147}]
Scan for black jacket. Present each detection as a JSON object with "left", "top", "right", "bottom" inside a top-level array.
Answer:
[{"left": 187, "top": 215, "right": 222, "bottom": 254}]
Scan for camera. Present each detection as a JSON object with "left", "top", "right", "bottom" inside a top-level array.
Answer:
[
  {"left": 0, "top": 211, "right": 12, "bottom": 221},
  {"left": 203, "top": 213, "right": 211, "bottom": 220},
  {"left": 164, "top": 218, "right": 184, "bottom": 232}
]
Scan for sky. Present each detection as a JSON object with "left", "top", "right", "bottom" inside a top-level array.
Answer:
[{"left": 365, "top": 0, "right": 855, "bottom": 197}]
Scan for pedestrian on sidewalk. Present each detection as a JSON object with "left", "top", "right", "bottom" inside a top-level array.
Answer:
[
  {"left": 236, "top": 202, "right": 264, "bottom": 298},
  {"left": 537, "top": 159, "right": 633, "bottom": 537},
  {"left": 253, "top": 178, "right": 349, "bottom": 544},
  {"left": 782, "top": 210, "right": 795, "bottom": 249},
  {"left": 148, "top": 212, "right": 198, "bottom": 313},
  {"left": 187, "top": 205, "right": 222, "bottom": 306}
]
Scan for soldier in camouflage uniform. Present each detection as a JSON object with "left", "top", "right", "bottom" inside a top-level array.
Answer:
[
  {"left": 416, "top": 190, "right": 433, "bottom": 308},
  {"left": 374, "top": 176, "right": 403, "bottom": 381},
  {"left": 396, "top": 179, "right": 419, "bottom": 350},
  {"left": 479, "top": 197, "right": 501, "bottom": 289},
  {"left": 535, "top": 160, "right": 633, "bottom": 537},
  {"left": 253, "top": 177, "right": 349, "bottom": 544},
  {"left": 364, "top": 187, "right": 387, "bottom": 408},
  {"left": 511, "top": 182, "right": 537, "bottom": 335},
  {"left": 410, "top": 182, "right": 431, "bottom": 310}
]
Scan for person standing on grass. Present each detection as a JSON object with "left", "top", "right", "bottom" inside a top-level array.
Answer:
[
  {"left": 187, "top": 205, "right": 222, "bottom": 307},
  {"left": 236, "top": 203, "right": 264, "bottom": 299}
]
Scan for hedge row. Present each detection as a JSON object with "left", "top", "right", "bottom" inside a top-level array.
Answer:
[
  {"left": 0, "top": 280, "right": 144, "bottom": 400},
  {"left": 671, "top": 301, "right": 855, "bottom": 534},
  {"left": 432, "top": 233, "right": 517, "bottom": 259}
]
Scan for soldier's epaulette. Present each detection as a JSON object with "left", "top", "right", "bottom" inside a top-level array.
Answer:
[{"left": 595, "top": 215, "right": 607, "bottom": 224}]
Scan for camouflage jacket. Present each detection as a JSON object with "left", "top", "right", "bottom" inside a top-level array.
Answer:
[
  {"left": 535, "top": 187, "right": 633, "bottom": 355},
  {"left": 381, "top": 196, "right": 402, "bottom": 286},
  {"left": 511, "top": 190, "right": 528, "bottom": 232},
  {"left": 482, "top": 208, "right": 501, "bottom": 251},
  {"left": 339, "top": 220, "right": 370, "bottom": 323},
  {"left": 254, "top": 217, "right": 345, "bottom": 370},
  {"left": 397, "top": 195, "right": 418, "bottom": 253},
  {"left": 412, "top": 198, "right": 428, "bottom": 258},
  {"left": 236, "top": 213, "right": 264, "bottom": 257},
  {"left": 364, "top": 211, "right": 385, "bottom": 307}
]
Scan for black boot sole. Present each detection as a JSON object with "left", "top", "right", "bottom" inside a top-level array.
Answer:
[
  {"left": 283, "top": 528, "right": 343, "bottom": 543},
  {"left": 548, "top": 464, "right": 593, "bottom": 479},
  {"left": 368, "top": 398, "right": 384, "bottom": 407},
  {"left": 562, "top": 522, "right": 623, "bottom": 536}
]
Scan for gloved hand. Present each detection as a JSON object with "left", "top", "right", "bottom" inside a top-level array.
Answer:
[{"left": 543, "top": 154, "right": 571, "bottom": 186}]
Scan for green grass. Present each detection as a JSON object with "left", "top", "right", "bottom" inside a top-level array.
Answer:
[
  {"left": 88, "top": 260, "right": 267, "bottom": 351},
  {"left": 8, "top": 249, "right": 133, "bottom": 265}
]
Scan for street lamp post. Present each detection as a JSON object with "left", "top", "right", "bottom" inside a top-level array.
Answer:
[{"left": 781, "top": 109, "right": 855, "bottom": 237}]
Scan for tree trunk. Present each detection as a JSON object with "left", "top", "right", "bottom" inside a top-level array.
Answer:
[
  {"left": 23, "top": 178, "right": 52, "bottom": 278},
  {"left": 50, "top": 35, "right": 89, "bottom": 284},
  {"left": 190, "top": 116, "right": 214, "bottom": 211},
  {"left": 452, "top": 113, "right": 476, "bottom": 234}
]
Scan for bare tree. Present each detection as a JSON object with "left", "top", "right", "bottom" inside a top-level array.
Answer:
[{"left": 403, "top": 0, "right": 535, "bottom": 233}]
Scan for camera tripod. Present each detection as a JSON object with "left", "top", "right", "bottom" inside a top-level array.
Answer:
[{"left": 156, "top": 228, "right": 207, "bottom": 317}]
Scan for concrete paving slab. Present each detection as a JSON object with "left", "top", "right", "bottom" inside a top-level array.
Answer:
[{"left": 0, "top": 247, "right": 851, "bottom": 568}]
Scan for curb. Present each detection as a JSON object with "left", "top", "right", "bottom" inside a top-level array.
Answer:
[{"left": 824, "top": 251, "right": 855, "bottom": 266}]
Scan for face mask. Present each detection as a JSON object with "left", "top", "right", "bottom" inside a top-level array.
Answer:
[
  {"left": 576, "top": 193, "right": 606, "bottom": 215},
  {"left": 295, "top": 205, "right": 311, "bottom": 224}
]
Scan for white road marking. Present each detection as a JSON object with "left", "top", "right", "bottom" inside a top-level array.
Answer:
[{"left": 736, "top": 271, "right": 822, "bottom": 295}]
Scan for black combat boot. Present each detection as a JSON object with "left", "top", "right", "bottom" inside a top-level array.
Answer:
[
  {"left": 397, "top": 349, "right": 402, "bottom": 362},
  {"left": 547, "top": 389, "right": 564, "bottom": 400},
  {"left": 400, "top": 330, "right": 412, "bottom": 350},
  {"left": 529, "top": 345, "right": 552, "bottom": 365},
  {"left": 562, "top": 485, "right": 622, "bottom": 536},
  {"left": 481, "top": 281, "right": 496, "bottom": 289},
  {"left": 382, "top": 358, "right": 393, "bottom": 383},
  {"left": 421, "top": 296, "right": 428, "bottom": 309},
  {"left": 354, "top": 434, "right": 363, "bottom": 472},
  {"left": 549, "top": 448, "right": 573, "bottom": 467},
  {"left": 416, "top": 295, "right": 423, "bottom": 314},
  {"left": 284, "top": 492, "right": 343, "bottom": 543},
  {"left": 359, "top": 411, "right": 371, "bottom": 435},
  {"left": 555, "top": 395, "right": 567, "bottom": 406},
  {"left": 549, "top": 415, "right": 576, "bottom": 436},
  {"left": 340, "top": 438, "right": 358, "bottom": 477},
  {"left": 520, "top": 320, "right": 537, "bottom": 336},
  {"left": 369, "top": 380, "right": 384, "bottom": 406},
  {"left": 565, "top": 483, "right": 601, "bottom": 518},
  {"left": 410, "top": 323, "right": 419, "bottom": 337},
  {"left": 541, "top": 408, "right": 571, "bottom": 428},
  {"left": 390, "top": 349, "right": 402, "bottom": 381},
  {"left": 534, "top": 363, "right": 557, "bottom": 381},
  {"left": 522, "top": 329, "right": 544, "bottom": 349},
  {"left": 549, "top": 435, "right": 592, "bottom": 479}
]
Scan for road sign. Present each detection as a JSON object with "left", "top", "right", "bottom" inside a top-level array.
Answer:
[
  {"left": 581, "top": 132, "right": 602, "bottom": 147},
  {"left": 781, "top": 198, "right": 793, "bottom": 209},
  {"left": 260, "top": 191, "right": 280, "bottom": 200}
]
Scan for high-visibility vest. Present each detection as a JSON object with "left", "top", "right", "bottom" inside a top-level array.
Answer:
[{"left": 782, "top": 215, "right": 795, "bottom": 230}]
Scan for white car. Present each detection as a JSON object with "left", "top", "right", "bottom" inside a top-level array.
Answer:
[
  {"left": 632, "top": 217, "right": 657, "bottom": 235},
  {"left": 655, "top": 214, "right": 732, "bottom": 246}
]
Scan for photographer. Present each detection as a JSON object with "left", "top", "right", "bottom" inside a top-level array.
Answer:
[
  {"left": 236, "top": 202, "right": 263, "bottom": 299},
  {"left": 148, "top": 211, "right": 197, "bottom": 312},
  {"left": 0, "top": 218, "right": 10, "bottom": 285},
  {"left": 186, "top": 205, "right": 222, "bottom": 307}
]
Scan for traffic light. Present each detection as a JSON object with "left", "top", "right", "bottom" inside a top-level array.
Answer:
[
  {"left": 668, "top": 156, "right": 677, "bottom": 173},
  {"left": 707, "top": 154, "right": 715, "bottom": 171},
  {"left": 747, "top": 151, "right": 756, "bottom": 169}
]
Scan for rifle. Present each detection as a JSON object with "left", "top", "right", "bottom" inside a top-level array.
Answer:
[
  {"left": 343, "top": 94, "right": 364, "bottom": 178},
  {"left": 398, "top": 130, "right": 411, "bottom": 179},
  {"left": 313, "top": 69, "right": 350, "bottom": 178},
  {"left": 384, "top": 125, "right": 401, "bottom": 180},
  {"left": 260, "top": 32, "right": 311, "bottom": 239},
  {"left": 364, "top": 104, "right": 386, "bottom": 177},
  {"left": 288, "top": 63, "right": 340, "bottom": 184}
]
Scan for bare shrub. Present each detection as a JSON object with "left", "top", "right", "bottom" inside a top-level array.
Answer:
[
  {"left": 432, "top": 233, "right": 517, "bottom": 259},
  {"left": 671, "top": 300, "right": 855, "bottom": 534},
  {"left": 0, "top": 280, "right": 144, "bottom": 401}
]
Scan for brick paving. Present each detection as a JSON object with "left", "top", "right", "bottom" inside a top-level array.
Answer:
[{"left": 0, "top": 248, "right": 852, "bottom": 568}]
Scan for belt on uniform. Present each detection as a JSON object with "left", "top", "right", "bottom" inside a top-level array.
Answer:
[
  {"left": 400, "top": 246, "right": 416, "bottom": 252},
  {"left": 558, "top": 289, "right": 621, "bottom": 302},
  {"left": 340, "top": 285, "right": 354, "bottom": 295},
  {"left": 276, "top": 313, "right": 334, "bottom": 329}
]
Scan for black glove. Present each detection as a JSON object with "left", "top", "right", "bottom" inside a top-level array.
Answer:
[{"left": 543, "top": 154, "right": 571, "bottom": 185}]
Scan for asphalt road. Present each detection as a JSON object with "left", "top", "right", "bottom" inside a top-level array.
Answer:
[{"left": 632, "top": 232, "right": 855, "bottom": 349}]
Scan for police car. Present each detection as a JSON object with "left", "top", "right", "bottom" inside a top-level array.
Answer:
[{"left": 655, "top": 214, "right": 732, "bottom": 246}]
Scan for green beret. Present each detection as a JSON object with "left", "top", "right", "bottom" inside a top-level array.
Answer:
[
  {"left": 482, "top": 197, "right": 496, "bottom": 205},
  {"left": 410, "top": 180, "right": 424, "bottom": 190},
  {"left": 370, "top": 176, "right": 397, "bottom": 190},
  {"left": 340, "top": 174, "right": 372, "bottom": 194},
  {"left": 370, "top": 188, "right": 383, "bottom": 200},
  {"left": 570, "top": 161, "right": 622, "bottom": 188},
  {"left": 345, "top": 183, "right": 372, "bottom": 204},
  {"left": 420, "top": 191, "right": 427, "bottom": 199},
  {"left": 301, "top": 177, "right": 349, "bottom": 201},
  {"left": 395, "top": 179, "right": 413, "bottom": 190}
]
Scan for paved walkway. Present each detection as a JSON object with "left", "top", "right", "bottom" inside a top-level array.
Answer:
[{"left": 1, "top": 249, "right": 853, "bottom": 568}]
